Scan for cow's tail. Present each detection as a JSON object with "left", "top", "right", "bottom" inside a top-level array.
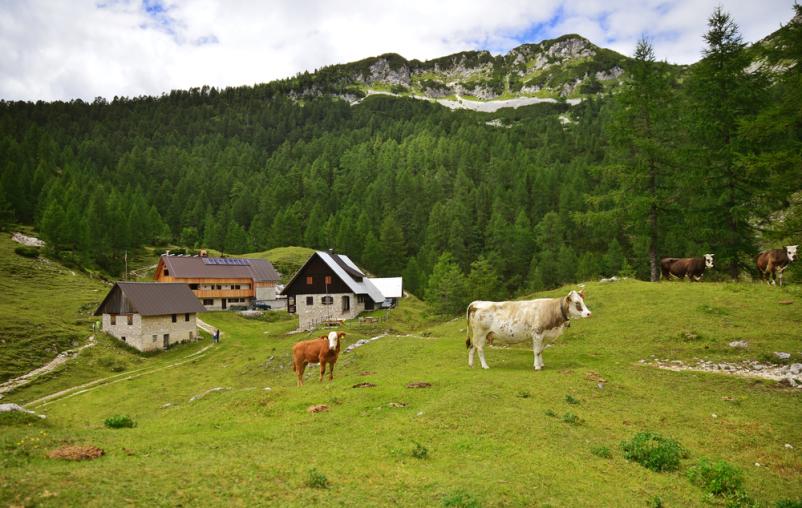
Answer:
[{"left": 465, "top": 303, "right": 476, "bottom": 349}]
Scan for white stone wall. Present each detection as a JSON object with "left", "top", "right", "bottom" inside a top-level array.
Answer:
[
  {"left": 102, "top": 313, "right": 198, "bottom": 352},
  {"left": 200, "top": 297, "right": 253, "bottom": 311},
  {"left": 295, "top": 292, "right": 366, "bottom": 330},
  {"left": 255, "top": 286, "right": 276, "bottom": 300}
]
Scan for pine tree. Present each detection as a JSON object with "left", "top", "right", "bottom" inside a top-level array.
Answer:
[
  {"left": 607, "top": 37, "right": 677, "bottom": 281},
  {"left": 425, "top": 252, "right": 468, "bottom": 315},
  {"left": 686, "top": 7, "right": 767, "bottom": 278},
  {"left": 378, "top": 214, "right": 406, "bottom": 275},
  {"left": 466, "top": 256, "right": 503, "bottom": 303}
]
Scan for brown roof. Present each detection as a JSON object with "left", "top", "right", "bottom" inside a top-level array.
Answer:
[
  {"left": 160, "top": 255, "right": 279, "bottom": 282},
  {"left": 94, "top": 282, "right": 206, "bottom": 317}
]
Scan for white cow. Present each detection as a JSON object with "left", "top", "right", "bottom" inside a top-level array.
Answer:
[{"left": 466, "top": 290, "right": 592, "bottom": 371}]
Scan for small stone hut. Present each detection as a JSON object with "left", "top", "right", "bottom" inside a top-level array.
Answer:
[{"left": 94, "top": 282, "right": 206, "bottom": 352}]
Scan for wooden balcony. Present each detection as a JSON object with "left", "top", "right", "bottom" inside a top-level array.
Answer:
[{"left": 193, "top": 289, "right": 255, "bottom": 298}]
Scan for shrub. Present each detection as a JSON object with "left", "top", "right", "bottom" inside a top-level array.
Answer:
[
  {"left": 649, "top": 496, "right": 663, "bottom": 508},
  {"left": 562, "top": 412, "right": 582, "bottom": 425},
  {"left": 516, "top": 390, "right": 531, "bottom": 399},
  {"left": 776, "top": 500, "right": 802, "bottom": 508},
  {"left": 591, "top": 446, "right": 612, "bottom": 459},
  {"left": 565, "top": 394, "right": 580, "bottom": 405},
  {"left": 442, "top": 490, "right": 482, "bottom": 508},
  {"left": 545, "top": 409, "right": 557, "bottom": 417},
  {"left": 620, "top": 432, "right": 687, "bottom": 472},
  {"left": 14, "top": 246, "right": 39, "bottom": 258},
  {"left": 104, "top": 415, "right": 136, "bottom": 429},
  {"left": 411, "top": 441, "right": 429, "bottom": 459},
  {"left": 306, "top": 468, "right": 329, "bottom": 489},
  {"left": 686, "top": 458, "right": 743, "bottom": 496}
]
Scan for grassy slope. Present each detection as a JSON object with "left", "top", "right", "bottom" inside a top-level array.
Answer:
[
  {"left": 244, "top": 246, "right": 315, "bottom": 283},
  {"left": 0, "top": 233, "right": 108, "bottom": 382},
  {"left": 2, "top": 281, "right": 801, "bottom": 507}
]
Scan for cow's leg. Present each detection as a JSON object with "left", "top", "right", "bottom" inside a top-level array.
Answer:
[
  {"left": 467, "top": 324, "right": 476, "bottom": 368},
  {"left": 532, "top": 335, "right": 545, "bottom": 370},
  {"left": 328, "top": 361, "right": 335, "bottom": 381},
  {"left": 297, "top": 362, "right": 306, "bottom": 386},
  {"left": 475, "top": 331, "right": 490, "bottom": 369},
  {"left": 319, "top": 361, "right": 326, "bottom": 382},
  {"left": 468, "top": 345, "right": 475, "bottom": 368}
]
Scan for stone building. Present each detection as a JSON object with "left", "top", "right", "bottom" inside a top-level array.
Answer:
[
  {"left": 155, "top": 254, "right": 280, "bottom": 310},
  {"left": 94, "top": 282, "right": 206, "bottom": 352},
  {"left": 281, "top": 250, "right": 402, "bottom": 330}
]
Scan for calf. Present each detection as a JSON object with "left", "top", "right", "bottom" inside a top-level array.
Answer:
[
  {"left": 756, "top": 245, "right": 798, "bottom": 286},
  {"left": 660, "top": 254, "right": 714, "bottom": 281},
  {"left": 292, "top": 331, "right": 345, "bottom": 386},
  {"left": 466, "top": 290, "right": 591, "bottom": 371}
]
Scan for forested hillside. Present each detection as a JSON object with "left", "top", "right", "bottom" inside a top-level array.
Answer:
[{"left": 1, "top": 6, "right": 800, "bottom": 309}]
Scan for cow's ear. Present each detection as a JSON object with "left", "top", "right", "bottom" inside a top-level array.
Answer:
[{"left": 579, "top": 289, "right": 585, "bottom": 299}]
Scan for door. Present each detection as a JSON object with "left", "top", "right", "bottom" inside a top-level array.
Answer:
[
  {"left": 222, "top": 298, "right": 227, "bottom": 310},
  {"left": 342, "top": 295, "right": 350, "bottom": 313},
  {"left": 163, "top": 334, "right": 170, "bottom": 349}
]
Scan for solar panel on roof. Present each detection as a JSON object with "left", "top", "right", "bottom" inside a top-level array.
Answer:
[{"left": 202, "top": 257, "right": 250, "bottom": 265}]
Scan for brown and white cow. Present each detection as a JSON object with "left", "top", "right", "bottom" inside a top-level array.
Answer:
[
  {"left": 756, "top": 245, "right": 798, "bottom": 287},
  {"left": 292, "top": 331, "right": 345, "bottom": 386},
  {"left": 660, "top": 254, "right": 714, "bottom": 282},
  {"left": 466, "top": 290, "right": 591, "bottom": 371}
]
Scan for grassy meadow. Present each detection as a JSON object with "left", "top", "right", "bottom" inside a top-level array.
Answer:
[{"left": 2, "top": 276, "right": 801, "bottom": 507}]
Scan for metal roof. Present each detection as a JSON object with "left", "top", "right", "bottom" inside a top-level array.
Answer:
[
  {"left": 94, "top": 282, "right": 206, "bottom": 317},
  {"left": 315, "top": 251, "right": 385, "bottom": 303},
  {"left": 160, "top": 255, "right": 279, "bottom": 282},
  {"left": 367, "top": 277, "right": 403, "bottom": 299}
]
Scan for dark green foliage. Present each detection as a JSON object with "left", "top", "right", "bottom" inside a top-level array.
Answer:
[
  {"left": 776, "top": 500, "right": 802, "bottom": 508},
  {"left": 0, "top": 411, "right": 44, "bottom": 426},
  {"left": 591, "top": 446, "right": 612, "bottom": 459},
  {"left": 305, "top": 468, "right": 329, "bottom": 489},
  {"left": 648, "top": 496, "right": 663, "bottom": 508},
  {"left": 564, "top": 394, "right": 580, "bottom": 405},
  {"left": 686, "top": 458, "right": 744, "bottom": 497},
  {"left": 14, "top": 246, "right": 39, "bottom": 258},
  {"left": 561, "top": 412, "right": 582, "bottom": 425},
  {"left": 545, "top": 409, "right": 557, "bottom": 417},
  {"left": 620, "top": 432, "right": 688, "bottom": 472},
  {"left": 104, "top": 415, "right": 136, "bottom": 429},
  {"left": 411, "top": 441, "right": 428, "bottom": 459},
  {"left": 442, "top": 490, "right": 482, "bottom": 508},
  {"left": 425, "top": 253, "right": 467, "bottom": 315}
]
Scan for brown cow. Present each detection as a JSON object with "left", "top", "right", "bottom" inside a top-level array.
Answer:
[
  {"left": 756, "top": 245, "right": 798, "bottom": 286},
  {"left": 660, "top": 254, "right": 714, "bottom": 281},
  {"left": 292, "top": 331, "right": 345, "bottom": 386}
]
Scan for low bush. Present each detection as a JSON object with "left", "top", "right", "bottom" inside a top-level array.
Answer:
[
  {"left": 306, "top": 468, "right": 329, "bottom": 489},
  {"left": 562, "top": 412, "right": 582, "bottom": 425},
  {"left": 442, "top": 490, "right": 481, "bottom": 508},
  {"left": 620, "top": 432, "right": 687, "bottom": 472},
  {"left": 14, "top": 246, "right": 39, "bottom": 258},
  {"left": 412, "top": 441, "right": 429, "bottom": 459},
  {"left": 686, "top": 458, "right": 743, "bottom": 496},
  {"left": 590, "top": 446, "right": 611, "bottom": 459},
  {"left": 544, "top": 409, "right": 557, "bottom": 417},
  {"left": 776, "top": 500, "right": 802, "bottom": 508},
  {"left": 104, "top": 415, "right": 136, "bottom": 429},
  {"left": 565, "top": 394, "right": 580, "bottom": 405}
]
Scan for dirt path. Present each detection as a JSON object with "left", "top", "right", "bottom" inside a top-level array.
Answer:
[
  {"left": 26, "top": 344, "right": 214, "bottom": 409},
  {"left": 0, "top": 336, "right": 97, "bottom": 400},
  {"left": 20, "top": 318, "right": 221, "bottom": 409}
]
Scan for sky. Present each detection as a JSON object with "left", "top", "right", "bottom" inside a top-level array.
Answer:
[{"left": 0, "top": 0, "right": 796, "bottom": 101}]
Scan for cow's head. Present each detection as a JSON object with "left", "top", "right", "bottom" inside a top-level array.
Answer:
[
  {"left": 787, "top": 245, "right": 798, "bottom": 262},
  {"left": 704, "top": 254, "right": 715, "bottom": 269},
  {"left": 328, "top": 331, "right": 345, "bottom": 350},
  {"left": 567, "top": 290, "right": 592, "bottom": 318}
]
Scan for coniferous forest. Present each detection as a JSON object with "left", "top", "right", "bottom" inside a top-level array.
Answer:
[{"left": 1, "top": 7, "right": 800, "bottom": 312}]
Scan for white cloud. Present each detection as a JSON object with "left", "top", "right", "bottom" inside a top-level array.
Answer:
[{"left": 0, "top": 0, "right": 796, "bottom": 101}]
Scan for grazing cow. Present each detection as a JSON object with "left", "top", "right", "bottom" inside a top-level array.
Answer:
[
  {"left": 756, "top": 245, "right": 798, "bottom": 287},
  {"left": 466, "top": 290, "right": 592, "bottom": 371},
  {"left": 660, "top": 254, "right": 714, "bottom": 281},
  {"left": 292, "top": 331, "right": 345, "bottom": 386}
]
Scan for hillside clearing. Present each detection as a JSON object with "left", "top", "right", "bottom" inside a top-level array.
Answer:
[{"left": 1, "top": 280, "right": 801, "bottom": 506}]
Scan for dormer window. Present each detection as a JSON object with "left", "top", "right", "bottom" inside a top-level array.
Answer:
[
  {"left": 306, "top": 276, "right": 313, "bottom": 285},
  {"left": 164, "top": 269, "right": 169, "bottom": 276}
]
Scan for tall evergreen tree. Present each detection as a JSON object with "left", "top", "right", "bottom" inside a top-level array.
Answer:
[{"left": 425, "top": 252, "right": 468, "bottom": 315}]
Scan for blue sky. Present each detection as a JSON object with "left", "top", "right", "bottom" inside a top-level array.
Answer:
[{"left": 0, "top": 0, "right": 796, "bottom": 101}]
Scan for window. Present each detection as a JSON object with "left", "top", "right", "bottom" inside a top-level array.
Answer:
[
  {"left": 127, "top": 314, "right": 133, "bottom": 326},
  {"left": 164, "top": 269, "right": 169, "bottom": 276},
  {"left": 203, "top": 299, "right": 213, "bottom": 306},
  {"left": 322, "top": 296, "right": 333, "bottom": 305},
  {"left": 306, "top": 276, "right": 313, "bottom": 285},
  {"left": 110, "top": 315, "right": 116, "bottom": 325},
  {"left": 288, "top": 296, "right": 295, "bottom": 305},
  {"left": 189, "top": 284, "right": 199, "bottom": 290},
  {"left": 172, "top": 314, "right": 177, "bottom": 323},
  {"left": 121, "top": 336, "right": 126, "bottom": 342},
  {"left": 152, "top": 335, "right": 157, "bottom": 342},
  {"left": 325, "top": 275, "right": 332, "bottom": 285},
  {"left": 342, "top": 295, "right": 350, "bottom": 312},
  {"left": 215, "top": 284, "right": 222, "bottom": 290},
  {"left": 306, "top": 296, "right": 314, "bottom": 306},
  {"left": 357, "top": 295, "right": 365, "bottom": 303},
  {"left": 233, "top": 284, "right": 240, "bottom": 290},
  {"left": 185, "top": 313, "right": 190, "bottom": 322}
]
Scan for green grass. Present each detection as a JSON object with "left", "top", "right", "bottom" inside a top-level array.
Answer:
[
  {"left": 0, "top": 232, "right": 107, "bottom": 382},
  {"left": 244, "top": 246, "right": 315, "bottom": 283},
  {"left": 1, "top": 279, "right": 801, "bottom": 506}
]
